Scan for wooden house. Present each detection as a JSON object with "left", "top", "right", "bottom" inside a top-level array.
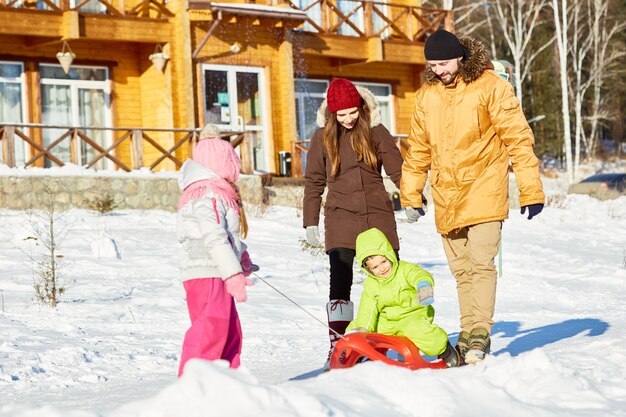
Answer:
[{"left": 0, "top": 0, "right": 452, "bottom": 175}]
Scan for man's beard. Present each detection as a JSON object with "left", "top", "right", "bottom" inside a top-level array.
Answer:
[{"left": 440, "top": 71, "right": 459, "bottom": 85}]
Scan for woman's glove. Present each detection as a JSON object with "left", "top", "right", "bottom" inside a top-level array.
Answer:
[
  {"left": 416, "top": 281, "right": 434, "bottom": 306},
  {"left": 240, "top": 251, "right": 253, "bottom": 277},
  {"left": 305, "top": 225, "right": 321, "bottom": 246},
  {"left": 225, "top": 273, "right": 254, "bottom": 303}
]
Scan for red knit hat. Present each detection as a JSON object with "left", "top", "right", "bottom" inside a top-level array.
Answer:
[{"left": 326, "top": 78, "right": 362, "bottom": 113}]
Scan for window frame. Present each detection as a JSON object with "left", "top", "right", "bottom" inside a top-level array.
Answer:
[
  {"left": 0, "top": 61, "right": 27, "bottom": 124},
  {"left": 39, "top": 63, "right": 113, "bottom": 168},
  {"left": 294, "top": 78, "right": 329, "bottom": 141},
  {"left": 0, "top": 61, "right": 28, "bottom": 165},
  {"left": 353, "top": 80, "right": 395, "bottom": 134}
]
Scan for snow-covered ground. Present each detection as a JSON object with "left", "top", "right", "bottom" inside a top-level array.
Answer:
[{"left": 1, "top": 168, "right": 625, "bottom": 417}]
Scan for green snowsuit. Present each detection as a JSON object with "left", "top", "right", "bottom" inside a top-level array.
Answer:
[{"left": 346, "top": 228, "right": 448, "bottom": 356}]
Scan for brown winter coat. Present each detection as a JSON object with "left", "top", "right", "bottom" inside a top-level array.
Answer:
[
  {"left": 303, "top": 87, "right": 403, "bottom": 251},
  {"left": 400, "top": 37, "right": 545, "bottom": 234}
]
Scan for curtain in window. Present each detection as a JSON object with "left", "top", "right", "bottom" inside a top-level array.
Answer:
[
  {"left": 0, "top": 82, "right": 25, "bottom": 164},
  {"left": 0, "top": 83, "right": 22, "bottom": 123},
  {"left": 41, "top": 84, "right": 72, "bottom": 166},
  {"left": 79, "top": 88, "right": 106, "bottom": 168}
]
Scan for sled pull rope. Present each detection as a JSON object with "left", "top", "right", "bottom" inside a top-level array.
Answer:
[{"left": 252, "top": 272, "right": 347, "bottom": 340}]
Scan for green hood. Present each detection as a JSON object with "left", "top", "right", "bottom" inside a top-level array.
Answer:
[{"left": 355, "top": 228, "right": 398, "bottom": 279}]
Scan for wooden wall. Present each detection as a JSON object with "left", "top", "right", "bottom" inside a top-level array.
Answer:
[
  {"left": 0, "top": 33, "right": 181, "bottom": 170},
  {"left": 1, "top": 1, "right": 431, "bottom": 174}
]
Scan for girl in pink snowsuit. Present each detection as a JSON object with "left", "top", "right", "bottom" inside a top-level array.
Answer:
[{"left": 176, "top": 125, "right": 253, "bottom": 376}]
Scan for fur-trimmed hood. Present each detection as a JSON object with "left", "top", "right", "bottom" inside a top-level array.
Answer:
[
  {"left": 424, "top": 36, "right": 493, "bottom": 84},
  {"left": 316, "top": 85, "right": 382, "bottom": 128}
]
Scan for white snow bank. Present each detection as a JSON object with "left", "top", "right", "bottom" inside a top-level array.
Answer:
[{"left": 1, "top": 352, "right": 620, "bottom": 417}]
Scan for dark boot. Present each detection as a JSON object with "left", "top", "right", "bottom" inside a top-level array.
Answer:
[
  {"left": 324, "top": 299, "right": 353, "bottom": 369},
  {"left": 438, "top": 341, "right": 461, "bottom": 368},
  {"left": 465, "top": 327, "right": 491, "bottom": 364}
]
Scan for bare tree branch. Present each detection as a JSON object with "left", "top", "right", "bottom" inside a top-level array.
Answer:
[{"left": 492, "top": 0, "right": 551, "bottom": 106}]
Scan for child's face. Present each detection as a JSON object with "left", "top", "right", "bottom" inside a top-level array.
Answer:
[{"left": 365, "top": 255, "right": 392, "bottom": 278}]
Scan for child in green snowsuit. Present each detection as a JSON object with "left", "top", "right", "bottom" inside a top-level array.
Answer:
[{"left": 346, "top": 227, "right": 460, "bottom": 367}]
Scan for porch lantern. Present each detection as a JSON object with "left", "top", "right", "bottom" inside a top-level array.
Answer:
[
  {"left": 149, "top": 44, "right": 169, "bottom": 72},
  {"left": 56, "top": 41, "right": 76, "bottom": 74}
]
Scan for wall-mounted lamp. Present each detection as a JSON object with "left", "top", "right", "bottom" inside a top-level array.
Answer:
[
  {"left": 230, "top": 42, "right": 242, "bottom": 54},
  {"left": 149, "top": 44, "right": 169, "bottom": 72},
  {"left": 56, "top": 41, "right": 76, "bottom": 74}
]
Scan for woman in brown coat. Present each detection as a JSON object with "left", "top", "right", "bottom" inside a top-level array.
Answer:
[{"left": 302, "top": 78, "right": 403, "bottom": 365}]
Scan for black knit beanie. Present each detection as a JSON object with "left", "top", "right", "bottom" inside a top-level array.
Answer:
[{"left": 424, "top": 29, "right": 464, "bottom": 60}]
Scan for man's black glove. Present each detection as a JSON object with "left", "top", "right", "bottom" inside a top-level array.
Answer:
[{"left": 521, "top": 203, "right": 544, "bottom": 220}]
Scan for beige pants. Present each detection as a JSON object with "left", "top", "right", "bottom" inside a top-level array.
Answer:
[{"left": 441, "top": 221, "right": 502, "bottom": 334}]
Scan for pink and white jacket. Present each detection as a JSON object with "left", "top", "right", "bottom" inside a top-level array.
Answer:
[{"left": 176, "top": 159, "right": 245, "bottom": 281}]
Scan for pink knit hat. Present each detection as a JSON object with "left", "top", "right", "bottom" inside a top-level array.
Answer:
[
  {"left": 327, "top": 78, "right": 363, "bottom": 113},
  {"left": 192, "top": 138, "right": 240, "bottom": 182}
]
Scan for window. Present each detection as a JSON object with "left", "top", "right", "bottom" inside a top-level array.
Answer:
[
  {"left": 294, "top": 79, "right": 328, "bottom": 141},
  {"left": 0, "top": 62, "right": 26, "bottom": 165},
  {"left": 354, "top": 81, "right": 394, "bottom": 133},
  {"left": 203, "top": 64, "right": 269, "bottom": 173},
  {"left": 40, "top": 64, "right": 111, "bottom": 168},
  {"left": 294, "top": 79, "right": 329, "bottom": 175},
  {"left": 294, "top": 79, "right": 395, "bottom": 137}
]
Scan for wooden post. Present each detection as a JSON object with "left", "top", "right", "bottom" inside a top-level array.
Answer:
[
  {"left": 239, "top": 133, "right": 254, "bottom": 174},
  {"left": 291, "top": 141, "right": 302, "bottom": 178},
  {"left": 61, "top": 11, "right": 79, "bottom": 38},
  {"left": 409, "top": 6, "right": 416, "bottom": 41},
  {"left": 131, "top": 129, "right": 144, "bottom": 169},
  {"left": 321, "top": 0, "right": 329, "bottom": 33},
  {"left": 363, "top": 1, "right": 373, "bottom": 37},
  {"left": 2, "top": 126, "right": 16, "bottom": 168},
  {"left": 25, "top": 61, "right": 43, "bottom": 167},
  {"left": 70, "top": 128, "right": 78, "bottom": 165},
  {"left": 190, "top": 130, "right": 199, "bottom": 158},
  {"left": 444, "top": 9, "right": 454, "bottom": 32}
]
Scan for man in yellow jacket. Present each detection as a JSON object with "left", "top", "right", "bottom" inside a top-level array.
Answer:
[{"left": 400, "top": 29, "right": 545, "bottom": 364}]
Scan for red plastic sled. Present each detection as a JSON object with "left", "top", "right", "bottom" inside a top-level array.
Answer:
[{"left": 329, "top": 332, "right": 448, "bottom": 370}]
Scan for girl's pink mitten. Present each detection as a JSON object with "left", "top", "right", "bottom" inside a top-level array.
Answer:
[{"left": 225, "top": 273, "right": 254, "bottom": 302}]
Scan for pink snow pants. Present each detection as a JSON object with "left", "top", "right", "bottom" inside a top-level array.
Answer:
[{"left": 178, "top": 277, "right": 242, "bottom": 376}]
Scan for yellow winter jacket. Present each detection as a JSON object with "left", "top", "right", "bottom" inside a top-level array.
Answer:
[{"left": 400, "top": 37, "right": 545, "bottom": 234}]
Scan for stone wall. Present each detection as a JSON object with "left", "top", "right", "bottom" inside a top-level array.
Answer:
[
  {"left": 0, "top": 173, "right": 519, "bottom": 212},
  {"left": 0, "top": 174, "right": 264, "bottom": 212}
]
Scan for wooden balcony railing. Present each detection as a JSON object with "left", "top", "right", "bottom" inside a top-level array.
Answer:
[
  {"left": 285, "top": 0, "right": 452, "bottom": 42},
  {"left": 0, "top": 0, "right": 173, "bottom": 17},
  {"left": 0, "top": 124, "right": 253, "bottom": 173},
  {"left": 291, "top": 133, "right": 408, "bottom": 178}
]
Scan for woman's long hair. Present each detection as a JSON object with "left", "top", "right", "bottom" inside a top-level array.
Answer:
[{"left": 323, "top": 105, "right": 378, "bottom": 176}]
